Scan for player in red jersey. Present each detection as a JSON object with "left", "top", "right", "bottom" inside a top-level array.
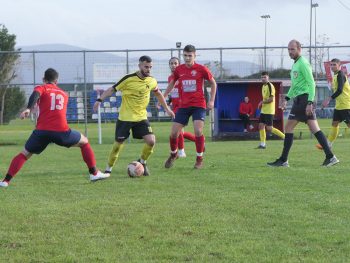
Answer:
[
  {"left": 167, "top": 57, "right": 196, "bottom": 158},
  {"left": 0, "top": 68, "right": 109, "bottom": 188},
  {"left": 164, "top": 45, "right": 217, "bottom": 169}
]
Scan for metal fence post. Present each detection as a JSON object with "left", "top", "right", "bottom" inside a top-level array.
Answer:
[{"left": 83, "top": 50, "right": 88, "bottom": 136}]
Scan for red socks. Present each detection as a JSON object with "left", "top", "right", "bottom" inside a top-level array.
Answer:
[
  {"left": 170, "top": 136, "right": 178, "bottom": 154},
  {"left": 178, "top": 132, "right": 184, "bottom": 149},
  {"left": 183, "top": 131, "right": 196, "bottom": 142},
  {"left": 7, "top": 153, "right": 28, "bottom": 179},
  {"left": 195, "top": 135, "right": 205, "bottom": 154},
  {"left": 80, "top": 143, "right": 96, "bottom": 170}
]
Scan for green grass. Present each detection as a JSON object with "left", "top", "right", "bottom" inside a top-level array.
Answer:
[{"left": 1, "top": 119, "right": 350, "bottom": 262}]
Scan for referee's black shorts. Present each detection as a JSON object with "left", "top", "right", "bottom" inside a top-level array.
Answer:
[{"left": 288, "top": 93, "right": 316, "bottom": 122}]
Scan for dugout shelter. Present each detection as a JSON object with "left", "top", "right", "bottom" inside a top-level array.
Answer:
[{"left": 212, "top": 81, "right": 284, "bottom": 140}]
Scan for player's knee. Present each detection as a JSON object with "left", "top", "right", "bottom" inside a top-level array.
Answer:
[
  {"left": 147, "top": 139, "right": 155, "bottom": 147},
  {"left": 80, "top": 134, "right": 89, "bottom": 144},
  {"left": 116, "top": 138, "right": 126, "bottom": 144},
  {"left": 22, "top": 149, "right": 32, "bottom": 159}
]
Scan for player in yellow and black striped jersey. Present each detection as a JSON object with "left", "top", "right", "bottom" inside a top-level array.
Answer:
[
  {"left": 317, "top": 58, "right": 350, "bottom": 150},
  {"left": 93, "top": 55, "right": 175, "bottom": 176},
  {"left": 256, "top": 71, "right": 285, "bottom": 149}
]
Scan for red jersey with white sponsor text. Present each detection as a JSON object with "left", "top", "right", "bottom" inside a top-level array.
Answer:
[
  {"left": 168, "top": 74, "right": 181, "bottom": 113},
  {"left": 173, "top": 63, "right": 213, "bottom": 109},
  {"left": 34, "top": 83, "right": 69, "bottom": 132}
]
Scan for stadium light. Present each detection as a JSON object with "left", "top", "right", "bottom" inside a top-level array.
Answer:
[
  {"left": 176, "top": 42, "right": 182, "bottom": 63},
  {"left": 260, "top": 15, "right": 270, "bottom": 71},
  {"left": 312, "top": 2, "right": 319, "bottom": 82}
]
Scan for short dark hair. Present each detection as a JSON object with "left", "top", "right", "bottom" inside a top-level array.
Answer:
[
  {"left": 139, "top": 55, "right": 152, "bottom": 63},
  {"left": 289, "top": 39, "right": 302, "bottom": 49},
  {"left": 183, "top": 44, "right": 196, "bottom": 53},
  {"left": 331, "top": 58, "right": 340, "bottom": 64},
  {"left": 44, "top": 68, "right": 59, "bottom": 82},
  {"left": 261, "top": 71, "right": 269, "bottom": 76},
  {"left": 169, "top": 57, "right": 179, "bottom": 64}
]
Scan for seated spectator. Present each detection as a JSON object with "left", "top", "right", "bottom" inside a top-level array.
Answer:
[{"left": 239, "top": 96, "right": 254, "bottom": 132}]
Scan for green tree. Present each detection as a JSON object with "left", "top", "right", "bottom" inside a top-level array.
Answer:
[
  {"left": 3, "top": 87, "right": 25, "bottom": 124},
  {"left": 0, "top": 24, "right": 21, "bottom": 124}
]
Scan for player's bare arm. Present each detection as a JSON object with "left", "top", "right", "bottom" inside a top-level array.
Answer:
[
  {"left": 207, "top": 78, "right": 217, "bottom": 109},
  {"left": 154, "top": 89, "right": 175, "bottom": 118},
  {"left": 21, "top": 91, "right": 41, "bottom": 119},
  {"left": 163, "top": 79, "right": 175, "bottom": 99},
  {"left": 93, "top": 86, "right": 114, "bottom": 112}
]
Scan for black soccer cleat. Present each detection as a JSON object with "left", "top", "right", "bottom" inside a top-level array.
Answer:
[
  {"left": 256, "top": 145, "right": 266, "bottom": 149},
  {"left": 322, "top": 156, "right": 339, "bottom": 167},
  {"left": 267, "top": 158, "right": 289, "bottom": 167}
]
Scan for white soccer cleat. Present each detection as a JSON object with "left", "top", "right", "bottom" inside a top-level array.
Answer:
[
  {"left": 177, "top": 149, "right": 187, "bottom": 158},
  {"left": 90, "top": 171, "right": 110, "bottom": 182},
  {"left": 0, "top": 181, "right": 9, "bottom": 188}
]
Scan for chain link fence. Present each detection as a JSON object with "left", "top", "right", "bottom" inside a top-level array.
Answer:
[{"left": 1, "top": 45, "right": 349, "bottom": 132}]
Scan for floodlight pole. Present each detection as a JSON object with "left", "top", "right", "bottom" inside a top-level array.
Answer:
[{"left": 261, "top": 14, "right": 270, "bottom": 71}]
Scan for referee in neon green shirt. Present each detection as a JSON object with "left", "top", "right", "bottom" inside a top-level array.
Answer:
[{"left": 268, "top": 39, "right": 339, "bottom": 167}]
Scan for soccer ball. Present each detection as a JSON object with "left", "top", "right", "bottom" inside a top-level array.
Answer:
[{"left": 127, "top": 161, "right": 144, "bottom": 177}]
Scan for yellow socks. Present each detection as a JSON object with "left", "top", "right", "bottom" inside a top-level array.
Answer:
[
  {"left": 259, "top": 129, "right": 266, "bottom": 145},
  {"left": 141, "top": 143, "right": 154, "bottom": 161},
  {"left": 107, "top": 142, "right": 124, "bottom": 167},
  {"left": 328, "top": 126, "right": 339, "bottom": 143},
  {"left": 272, "top": 127, "right": 285, "bottom": 139}
]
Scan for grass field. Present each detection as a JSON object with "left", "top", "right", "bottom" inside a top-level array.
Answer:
[{"left": 1, "top": 119, "right": 350, "bottom": 262}]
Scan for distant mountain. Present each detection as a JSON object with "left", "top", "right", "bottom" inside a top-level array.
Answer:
[
  {"left": 19, "top": 43, "right": 86, "bottom": 51},
  {"left": 14, "top": 44, "right": 261, "bottom": 94},
  {"left": 83, "top": 33, "right": 175, "bottom": 50}
]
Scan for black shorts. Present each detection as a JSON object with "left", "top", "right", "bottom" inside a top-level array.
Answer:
[
  {"left": 115, "top": 119, "right": 153, "bottom": 141},
  {"left": 259, "top": 113, "right": 274, "bottom": 126},
  {"left": 333, "top": 109, "right": 350, "bottom": 123},
  {"left": 25, "top": 129, "right": 81, "bottom": 154},
  {"left": 288, "top": 94, "right": 316, "bottom": 122}
]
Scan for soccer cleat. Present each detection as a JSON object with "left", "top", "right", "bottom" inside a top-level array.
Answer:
[
  {"left": 322, "top": 156, "right": 339, "bottom": 167},
  {"left": 249, "top": 124, "right": 254, "bottom": 130},
  {"left": 138, "top": 159, "right": 150, "bottom": 176},
  {"left": 0, "top": 181, "right": 9, "bottom": 188},
  {"left": 90, "top": 170, "right": 110, "bottom": 182},
  {"left": 177, "top": 149, "right": 187, "bottom": 158},
  {"left": 267, "top": 158, "right": 289, "bottom": 167},
  {"left": 194, "top": 157, "right": 203, "bottom": 169},
  {"left": 164, "top": 154, "right": 178, "bottom": 168},
  {"left": 256, "top": 145, "right": 266, "bottom": 149}
]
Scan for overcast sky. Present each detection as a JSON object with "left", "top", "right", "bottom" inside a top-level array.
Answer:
[{"left": 1, "top": 0, "right": 349, "bottom": 49}]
